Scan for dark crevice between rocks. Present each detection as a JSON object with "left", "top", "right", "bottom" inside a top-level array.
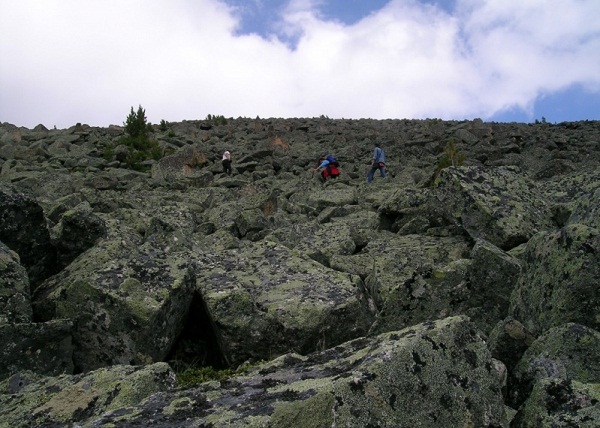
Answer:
[
  {"left": 165, "top": 291, "right": 229, "bottom": 372},
  {"left": 352, "top": 242, "right": 368, "bottom": 255},
  {"left": 377, "top": 211, "right": 398, "bottom": 232}
]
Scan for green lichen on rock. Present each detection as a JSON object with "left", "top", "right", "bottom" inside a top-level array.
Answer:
[
  {"left": 512, "top": 378, "right": 600, "bottom": 427},
  {"left": 196, "top": 239, "right": 373, "bottom": 365},
  {"left": 509, "top": 323, "right": 600, "bottom": 409},
  {"left": 270, "top": 388, "right": 335, "bottom": 428},
  {"left": 509, "top": 223, "right": 600, "bottom": 335},
  {"left": 0, "top": 363, "right": 176, "bottom": 427}
]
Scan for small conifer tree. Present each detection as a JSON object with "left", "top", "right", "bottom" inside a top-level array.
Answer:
[
  {"left": 124, "top": 105, "right": 148, "bottom": 139},
  {"left": 111, "top": 105, "right": 162, "bottom": 171},
  {"left": 430, "top": 140, "right": 466, "bottom": 186}
]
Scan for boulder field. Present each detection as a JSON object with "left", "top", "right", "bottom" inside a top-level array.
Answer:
[{"left": 1, "top": 117, "right": 599, "bottom": 426}]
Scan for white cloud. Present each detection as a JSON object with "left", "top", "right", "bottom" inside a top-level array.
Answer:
[{"left": 0, "top": 0, "right": 598, "bottom": 128}]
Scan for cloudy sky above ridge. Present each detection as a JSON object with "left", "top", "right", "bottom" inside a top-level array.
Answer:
[{"left": 1, "top": 0, "right": 599, "bottom": 129}]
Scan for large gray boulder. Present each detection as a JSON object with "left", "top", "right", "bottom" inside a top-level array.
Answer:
[
  {"left": 508, "top": 323, "right": 600, "bottom": 409},
  {"left": 109, "top": 316, "right": 508, "bottom": 427},
  {"left": 0, "top": 319, "right": 74, "bottom": 379},
  {"left": 571, "top": 187, "right": 600, "bottom": 229},
  {"left": 378, "top": 166, "right": 556, "bottom": 251},
  {"left": 0, "top": 362, "right": 176, "bottom": 427},
  {"left": 32, "top": 218, "right": 196, "bottom": 372},
  {"left": 511, "top": 377, "right": 600, "bottom": 428},
  {"left": 466, "top": 239, "right": 522, "bottom": 334},
  {"left": 0, "top": 183, "right": 57, "bottom": 286},
  {"left": 50, "top": 202, "right": 107, "bottom": 269},
  {"left": 509, "top": 223, "right": 600, "bottom": 336},
  {"left": 194, "top": 239, "right": 374, "bottom": 367},
  {"left": 432, "top": 166, "right": 553, "bottom": 250},
  {"left": 0, "top": 316, "right": 509, "bottom": 427},
  {"left": 0, "top": 241, "right": 32, "bottom": 324},
  {"left": 330, "top": 233, "right": 473, "bottom": 334}
]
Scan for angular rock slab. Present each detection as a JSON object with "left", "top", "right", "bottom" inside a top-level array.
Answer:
[
  {"left": 466, "top": 239, "right": 522, "bottom": 334},
  {"left": 509, "top": 223, "right": 600, "bottom": 336},
  {"left": 92, "top": 316, "right": 509, "bottom": 427},
  {"left": 0, "top": 362, "right": 176, "bottom": 427},
  {"left": 0, "top": 241, "right": 32, "bottom": 324},
  {"left": 330, "top": 233, "right": 472, "bottom": 334},
  {"left": 195, "top": 240, "right": 374, "bottom": 366},
  {"left": 434, "top": 166, "right": 552, "bottom": 250},
  {"left": 33, "top": 225, "right": 196, "bottom": 372},
  {"left": 509, "top": 323, "right": 600, "bottom": 409},
  {"left": 0, "top": 183, "right": 57, "bottom": 286},
  {"left": 511, "top": 378, "right": 600, "bottom": 428},
  {"left": 0, "top": 319, "right": 74, "bottom": 380}
]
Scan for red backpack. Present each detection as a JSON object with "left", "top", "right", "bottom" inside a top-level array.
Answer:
[{"left": 322, "top": 164, "right": 340, "bottom": 180}]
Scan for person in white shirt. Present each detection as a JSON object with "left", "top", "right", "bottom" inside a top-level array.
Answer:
[{"left": 222, "top": 151, "right": 232, "bottom": 175}]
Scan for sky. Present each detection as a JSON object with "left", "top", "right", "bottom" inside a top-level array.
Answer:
[{"left": 1, "top": 0, "right": 599, "bottom": 129}]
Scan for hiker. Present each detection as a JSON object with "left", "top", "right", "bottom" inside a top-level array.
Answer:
[
  {"left": 367, "top": 142, "right": 386, "bottom": 182},
  {"left": 314, "top": 154, "right": 340, "bottom": 182},
  {"left": 222, "top": 150, "right": 232, "bottom": 175}
]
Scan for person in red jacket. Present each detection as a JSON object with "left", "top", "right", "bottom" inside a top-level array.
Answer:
[{"left": 314, "top": 154, "right": 340, "bottom": 182}]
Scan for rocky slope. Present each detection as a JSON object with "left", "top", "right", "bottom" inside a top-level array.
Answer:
[{"left": 0, "top": 117, "right": 599, "bottom": 427}]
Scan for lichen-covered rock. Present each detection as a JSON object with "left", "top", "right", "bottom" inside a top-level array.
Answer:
[
  {"left": 0, "top": 183, "right": 57, "bottom": 286},
  {"left": 270, "top": 221, "right": 359, "bottom": 266},
  {"left": 568, "top": 180, "right": 600, "bottom": 230},
  {"left": 235, "top": 208, "right": 269, "bottom": 240},
  {"left": 51, "top": 202, "right": 107, "bottom": 268},
  {"left": 330, "top": 233, "right": 473, "bottom": 334},
  {"left": 511, "top": 378, "right": 600, "bottom": 428},
  {"left": 291, "top": 182, "right": 358, "bottom": 213},
  {"left": 151, "top": 145, "right": 208, "bottom": 183},
  {"left": 32, "top": 219, "right": 196, "bottom": 372},
  {"left": 90, "top": 316, "right": 509, "bottom": 427},
  {"left": 0, "top": 118, "right": 599, "bottom": 426},
  {"left": 0, "top": 319, "right": 74, "bottom": 380},
  {"left": 509, "top": 323, "right": 600, "bottom": 409},
  {"left": 0, "top": 362, "right": 176, "bottom": 427},
  {"left": 378, "top": 186, "right": 434, "bottom": 234},
  {"left": 509, "top": 223, "right": 600, "bottom": 335},
  {"left": 466, "top": 239, "right": 521, "bottom": 334},
  {"left": 0, "top": 241, "right": 32, "bottom": 324},
  {"left": 487, "top": 317, "right": 536, "bottom": 375},
  {"left": 432, "top": 166, "right": 553, "bottom": 250},
  {"left": 194, "top": 240, "right": 374, "bottom": 366}
]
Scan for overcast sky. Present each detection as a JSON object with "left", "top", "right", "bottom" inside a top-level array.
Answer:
[{"left": 1, "top": 0, "right": 599, "bottom": 129}]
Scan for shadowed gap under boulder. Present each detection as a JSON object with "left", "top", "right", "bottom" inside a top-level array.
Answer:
[
  {"left": 165, "top": 292, "right": 229, "bottom": 371},
  {"left": 378, "top": 211, "right": 398, "bottom": 232}
]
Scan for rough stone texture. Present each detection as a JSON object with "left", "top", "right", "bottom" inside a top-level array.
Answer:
[
  {"left": 487, "top": 317, "right": 536, "bottom": 376},
  {"left": 466, "top": 239, "right": 522, "bottom": 334},
  {"left": 0, "top": 362, "right": 176, "bottom": 427},
  {"left": 195, "top": 239, "right": 374, "bottom": 367},
  {"left": 0, "top": 241, "right": 32, "bottom": 324},
  {"left": 0, "top": 319, "right": 74, "bottom": 380},
  {"left": 511, "top": 378, "right": 600, "bottom": 428},
  {"left": 509, "top": 223, "right": 600, "bottom": 336},
  {"left": 32, "top": 217, "right": 197, "bottom": 372},
  {"left": 509, "top": 323, "right": 600, "bottom": 409},
  {"left": 151, "top": 144, "right": 209, "bottom": 183},
  {"left": 330, "top": 233, "right": 473, "bottom": 334},
  {"left": 571, "top": 187, "right": 600, "bottom": 229},
  {"left": 50, "top": 202, "right": 107, "bottom": 269},
  {"left": 0, "top": 316, "right": 508, "bottom": 427},
  {"left": 0, "top": 183, "right": 57, "bottom": 286},
  {"left": 432, "top": 166, "right": 553, "bottom": 250}
]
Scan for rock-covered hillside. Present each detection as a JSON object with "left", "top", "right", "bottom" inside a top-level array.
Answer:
[{"left": 1, "top": 117, "right": 599, "bottom": 427}]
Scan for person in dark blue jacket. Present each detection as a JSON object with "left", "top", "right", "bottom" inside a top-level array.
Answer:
[{"left": 367, "top": 143, "right": 386, "bottom": 182}]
